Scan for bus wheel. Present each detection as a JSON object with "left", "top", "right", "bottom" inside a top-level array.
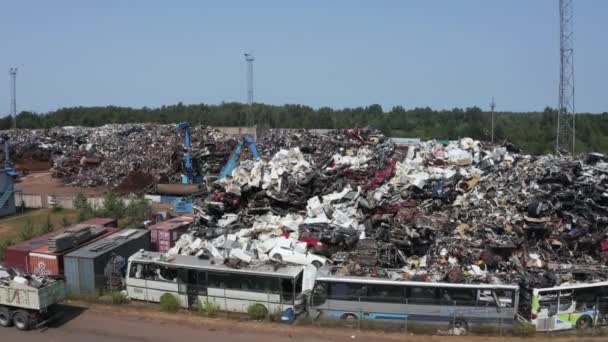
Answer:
[
  {"left": 576, "top": 315, "right": 593, "bottom": 330},
  {"left": 0, "top": 307, "right": 13, "bottom": 327},
  {"left": 341, "top": 313, "right": 358, "bottom": 327},
  {"left": 311, "top": 261, "right": 322, "bottom": 269},
  {"left": 450, "top": 319, "right": 468, "bottom": 335},
  {"left": 13, "top": 311, "right": 31, "bottom": 331}
]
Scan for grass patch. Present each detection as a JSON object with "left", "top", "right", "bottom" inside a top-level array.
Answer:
[
  {"left": 199, "top": 300, "right": 220, "bottom": 317},
  {"left": 0, "top": 208, "right": 78, "bottom": 240},
  {"left": 0, "top": 208, "right": 79, "bottom": 261},
  {"left": 160, "top": 293, "right": 180, "bottom": 312},
  {"left": 247, "top": 303, "right": 268, "bottom": 320},
  {"left": 67, "top": 291, "right": 129, "bottom": 305}
]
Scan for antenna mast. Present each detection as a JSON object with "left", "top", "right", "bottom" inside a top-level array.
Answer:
[
  {"left": 556, "top": 0, "right": 575, "bottom": 154},
  {"left": 9, "top": 68, "right": 17, "bottom": 129}
]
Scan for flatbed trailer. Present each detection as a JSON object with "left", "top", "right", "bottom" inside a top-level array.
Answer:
[{"left": 0, "top": 277, "right": 66, "bottom": 330}]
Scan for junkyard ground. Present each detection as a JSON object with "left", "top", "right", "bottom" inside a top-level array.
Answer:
[
  {"left": 16, "top": 171, "right": 105, "bottom": 196},
  {"left": 4, "top": 301, "right": 605, "bottom": 342}
]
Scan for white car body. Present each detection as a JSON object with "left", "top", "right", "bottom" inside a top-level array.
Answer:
[{"left": 269, "top": 244, "right": 328, "bottom": 268}]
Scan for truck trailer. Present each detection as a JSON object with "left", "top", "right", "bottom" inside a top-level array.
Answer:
[{"left": 0, "top": 273, "right": 66, "bottom": 330}]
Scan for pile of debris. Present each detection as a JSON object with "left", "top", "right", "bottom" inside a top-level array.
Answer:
[
  {"left": 2, "top": 124, "right": 236, "bottom": 190},
  {"left": 0, "top": 266, "right": 57, "bottom": 289},
  {"left": 170, "top": 131, "right": 608, "bottom": 290},
  {"left": 7, "top": 123, "right": 608, "bottom": 289}
]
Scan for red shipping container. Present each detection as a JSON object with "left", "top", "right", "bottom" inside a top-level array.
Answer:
[
  {"left": 2, "top": 217, "right": 117, "bottom": 271},
  {"left": 3, "top": 231, "right": 58, "bottom": 272},
  {"left": 27, "top": 227, "right": 118, "bottom": 276},
  {"left": 148, "top": 216, "right": 192, "bottom": 252}
]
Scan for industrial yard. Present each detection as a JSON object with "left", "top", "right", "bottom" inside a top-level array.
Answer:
[{"left": 2, "top": 0, "right": 608, "bottom": 340}]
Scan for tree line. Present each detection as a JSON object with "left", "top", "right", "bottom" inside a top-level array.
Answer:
[{"left": 2, "top": 102, "right": 608, "bottom": 155}]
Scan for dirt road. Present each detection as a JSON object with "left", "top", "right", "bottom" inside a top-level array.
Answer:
[{"left": 3, "top": 304, "right": 607, "bottom": 342}]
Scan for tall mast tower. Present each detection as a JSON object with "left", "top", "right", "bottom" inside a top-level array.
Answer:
[
  {"left": 556, "top": 0, "right": 575, "bottom": 154},
  {"left": 9, "top": 68, "right": 17, "bottom": 129},
  {"left": 244, "top": 53, "right": 254, "bottom": 125}
]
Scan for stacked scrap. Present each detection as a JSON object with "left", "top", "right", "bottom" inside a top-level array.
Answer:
[
  {"left": 6, "top": 124, "right": 608, "bottom": 289},
  {"left": 2, "top": 124, "right": 236, "bottom": 191},
  {"left": 169, "top": 130, "right": 608, "bottom": 290}
]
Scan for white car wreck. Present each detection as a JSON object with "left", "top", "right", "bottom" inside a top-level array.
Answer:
[{"left": 269, "top": 242, "right": 329, "bottom": 268}]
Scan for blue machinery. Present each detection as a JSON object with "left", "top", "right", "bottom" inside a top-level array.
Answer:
[
  {"left": 218, "top": 135, "right": 260, "bottom": 180},
  {"left": 173, "top": 122, "right": 197, "bottom": 213},
  {"left": 169, "top": 124, "right": 261, "bottom": 213},
  {"left": 176, "top": 122, "right": 193, "bottom": 184},
  {"left": 0, "top": 140, "right": 17, "bottom": 217}
]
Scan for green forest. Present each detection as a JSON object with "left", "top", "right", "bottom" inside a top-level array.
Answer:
[{"left": 2, "top": 102, "right": 608, "bottom": 155}]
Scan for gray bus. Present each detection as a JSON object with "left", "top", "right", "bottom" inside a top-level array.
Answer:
[{"left": 309, "top": 274, "right": 519, "bottom": 333}]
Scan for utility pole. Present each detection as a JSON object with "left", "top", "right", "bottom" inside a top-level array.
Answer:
[
  {"left": 556, "top": 0, "right": 575, "bottom": 154},
  {"left": 244, "top": 52, "right": 255, "bottom": 126},
  {"left": 9, "top": 68, "right": 17, "bottom": 129},
  {"left": 490, "top": 97, "right": 496, "bottom": 143}
]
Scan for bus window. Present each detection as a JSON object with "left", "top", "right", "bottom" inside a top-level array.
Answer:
[
  {"left": 129, "top": 262, "right": 144, "bottom": 279},
  {"left": 208, "top": 272, "right": 229, "bottom": 288},
  {"left": 367, "top": 284, "right": 404, "bottom": 303},
  {"left": 493, "top": 289, "right": 514, "bottom": 308},
  {"left": 186, "top": 269, "right": 197, "bottom": 285},
  {"left": 250, "top": 275, "right": 279, "bottom": 294},
  {"left": 439, "top": 288, "right": 476, "bottom": 306},
  {"left": 329, "top": 282, "right": 367, "bottom": 301},
  {"left": 538, "top": 290, "right": 559, "bottom": 316},
  {"left": 134, "top": 263, "right": 178, "bottom": 282},
  {"left": 312, "top": 281, "right": 328, "bottom": 306},
  {"left": 197, "top": 271, "right": 207, "bottom": 286},
  {"left": 408, "top": 287, "right": 438, "bottom": 305},
  {"left": 295, "top": 273, "right": 303, "bottom": 295},
  {"left": 281, "top": 278, "right": 295, "bottom": 303}
]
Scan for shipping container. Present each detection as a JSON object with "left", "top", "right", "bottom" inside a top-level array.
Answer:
[
  {"left": 148, "top": 216, "right": 193, "bottom": 252},
  {"left": 64, "top": 229, "right": 150, "bottom": 295},
  {"left": 27, "top": 227, "right": 118, "bottom": 276},
  {"left": 2, "top": 217, "right": 117, "bottom": 271},
  {"left": 3, "top": 232, "right": 57, "bottom": 272}
]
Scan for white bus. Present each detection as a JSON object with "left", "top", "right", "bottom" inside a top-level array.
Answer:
[
  {"left": 309, "top": 274, "right": 519, "bottom": 333},
  {"left": 527, "top": 281, "right": 608, "bottom": 331},
  {"left": 126, "top": 251, "right": 310, "bottom": 315}
]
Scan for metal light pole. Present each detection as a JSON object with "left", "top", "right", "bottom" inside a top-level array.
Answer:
[
  {"left": 490, "top": 97, "right": 496, "bottom": 143},
  {"left": 9, "top": 68, "right": 17, "bottom": 129},
  {"left": 244, "top": 53, "right": 255, "bottom": 126}
]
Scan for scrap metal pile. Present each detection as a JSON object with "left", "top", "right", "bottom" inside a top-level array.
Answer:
[
  {"left": 171, "top": 129, "right": 608, "bottom": 289},
  {"left": 2, "top": 124, "right": 236, "bottom": 190},
  {"left": 0, "top": 266, "right": 57, "bottom": 289}
]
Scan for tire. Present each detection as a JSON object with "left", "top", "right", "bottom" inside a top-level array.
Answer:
[
  {"left": 13, "top": 310, "right": 31, "bottom": 331},
  {"left": 272, "top": 254, "right": 283, "bottom": 262},
  {"left": 0, "top": 307, "right": 13, "bottom": 327},
  {"left": 450, "top": 318, "right": 468, "bottom": 335},
  {"left": 311, "top": 261, "right": 323, "bottom": 269},
  {"left": 341, "top": 313, "right": 358, "bottom": 328},
  {"left": 576, "top": 315, "right": 593, "bottom": 330}
]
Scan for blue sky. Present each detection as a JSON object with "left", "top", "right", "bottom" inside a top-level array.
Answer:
[{"left": 0, "top": 0, "right": 606, "bottom": 114}]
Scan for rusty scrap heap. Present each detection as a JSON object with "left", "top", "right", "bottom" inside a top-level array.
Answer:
[
  {"left": 5, "top": 125, "right": 608, "bottom": 288},
  {"left": 171, "top": 129, "right": 608, "bottom": 289},
  {"left": 3, "top": 124, "right": 236, "bottom": 190}
]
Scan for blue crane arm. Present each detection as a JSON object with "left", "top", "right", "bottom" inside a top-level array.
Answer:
[
  {"left": 219, "top": 139, "right": 245, "bottom": 179},
  {"left": 244, "top": 135, "right": 260, "bottom": 161},
  {"left": 176, "top": 122, "right": 192, "bottom": 183}
]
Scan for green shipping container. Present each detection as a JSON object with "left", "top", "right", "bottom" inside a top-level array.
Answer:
[{"left": 64, "top": 229, "right": 150, "bottom": 295}]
